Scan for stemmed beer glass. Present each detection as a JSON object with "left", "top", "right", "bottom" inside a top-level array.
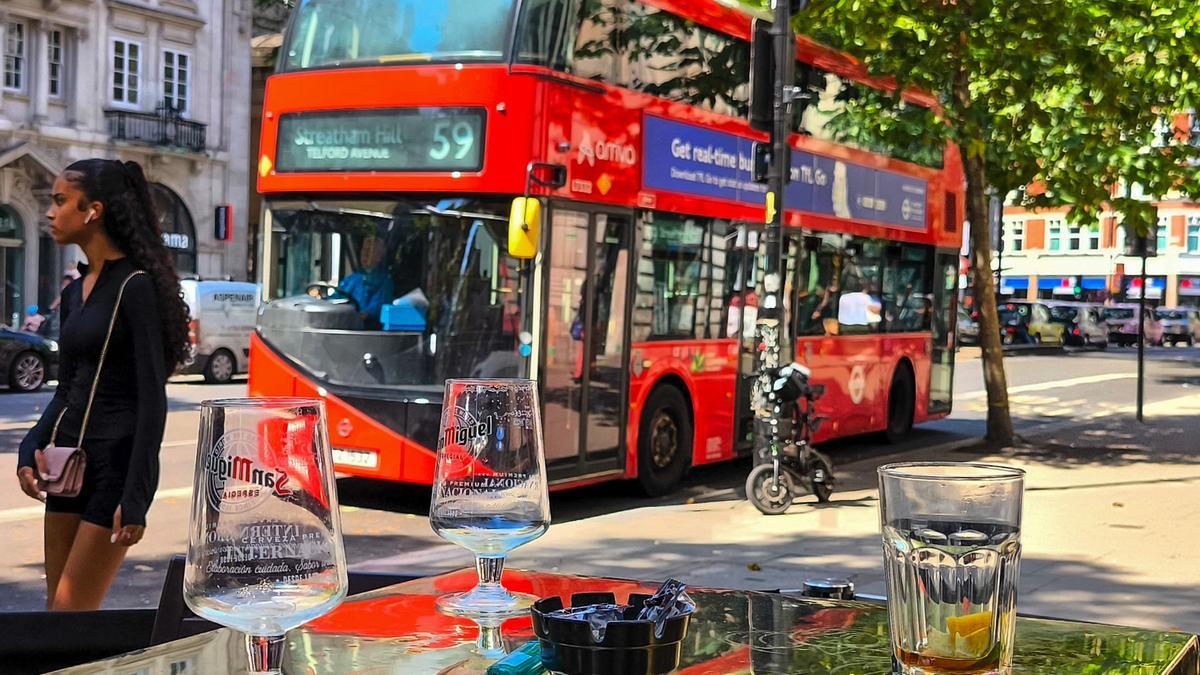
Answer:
[
  {"left": 185, "top": 398, "right": 348, "bottom": 673},
  {"left": 430, "top": 379, "right": 551, "bottom": 616}
]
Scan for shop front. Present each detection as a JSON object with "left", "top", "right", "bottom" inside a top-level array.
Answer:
[{"left": 150, "top": 183, "right": 197, "bottom": 275}]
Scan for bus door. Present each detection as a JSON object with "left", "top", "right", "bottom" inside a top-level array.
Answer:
[
  {"left": 541, "top": 206, "right": 633, "bottom": 481},
  {"left": 731, "top": 224, "right": 763, "bottom": 456}
]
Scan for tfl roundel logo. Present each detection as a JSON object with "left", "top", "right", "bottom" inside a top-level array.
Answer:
[{"left": 204, "top": 429, "right": 292, "bottom": 513}]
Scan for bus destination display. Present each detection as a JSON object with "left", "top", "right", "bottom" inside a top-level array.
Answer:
[{"left": 275, "top": 108, "right": 484, "bottom": 173}]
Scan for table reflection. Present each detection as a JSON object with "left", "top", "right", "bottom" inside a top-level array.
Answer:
[{"left": 52, "top": 570, "right": 1197, "bottom": 675}]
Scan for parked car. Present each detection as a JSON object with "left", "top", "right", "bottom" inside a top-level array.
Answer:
[
  {"left": 179, "top": 279, "right": 259, "bottom": 383},
  {"left": 1046, "top": 302, "right": 1108, "bottom": 349},
  {"left": 1155, "top": 307, "right": 1200, "bottom": 346},
  {"left": 1104, "top": 305, "right": 1164, "bottom": 347},
  {"left": 997, "top": 301, "right": 1064, "bottom": 345},
  {"left": 1, "top": 326, "right": 59, "bottom": 392},
  {"left": 957, "top": 306, "right": 979, "bottom": 346}
]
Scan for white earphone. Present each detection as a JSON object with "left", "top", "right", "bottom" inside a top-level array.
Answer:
[{"left": 85, "top": 209, "right": 96, "bottom": 224}]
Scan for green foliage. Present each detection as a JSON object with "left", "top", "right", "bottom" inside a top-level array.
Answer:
[{"left": 739, "top": 0, "right": 1200, "bottom": 234}]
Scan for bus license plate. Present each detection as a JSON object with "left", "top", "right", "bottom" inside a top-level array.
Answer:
[{"left": 333, "top": 448, "right": 378, "bottom": 469}]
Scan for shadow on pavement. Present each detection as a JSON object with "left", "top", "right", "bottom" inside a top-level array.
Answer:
[{"left": 996, "top": 413, "right": 1200, "bottom": 469}]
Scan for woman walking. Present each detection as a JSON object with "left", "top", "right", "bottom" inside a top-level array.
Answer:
[{"left": 15, "top": 159, "right": 189, "bottom": 610}]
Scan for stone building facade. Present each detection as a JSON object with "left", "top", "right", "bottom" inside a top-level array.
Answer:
[{"left": 0, "top": 0, "right": 252, "bottom": 327}]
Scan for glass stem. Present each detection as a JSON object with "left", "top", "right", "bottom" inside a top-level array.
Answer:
[
  {"left": 477, "top": 619, "right": 507, "bottom": 658},
  {"left": 245, "top": 634, "right": 285, "bottom": 674},
  {"left": 475, "top": 554, "right": 506, "bottom": 591}
]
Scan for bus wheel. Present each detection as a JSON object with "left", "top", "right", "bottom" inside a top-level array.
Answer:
[
  {"left": 885, "top": 364, "right": 915, "bottom": 444},
  {"left": 637, "top": 385, "right": 692, "bottom": 497}
]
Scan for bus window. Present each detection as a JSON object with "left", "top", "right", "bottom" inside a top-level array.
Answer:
[
  {"left": 264, "top": 198, "right": 521, "bottom": 388},
  {"left": 282, "top": 0, "right": 516, "bottom": 71},
  {"left": 838, "top": 238, "right": 884, "bottom": 335},
  {"left": 794, "top": 233, "right": 845, "bottom": 337},
  {"left": 533, "top": 0, "right": 750, "bottom": 118},
  {"left": 883, "top": 244, "right": 934, "bottom": 333},
  {"left": 517, "top": 0, "right": 581, "bottom": 69},
  {"left": 639, "top": 216, "right": 706, "bottom": 339}
]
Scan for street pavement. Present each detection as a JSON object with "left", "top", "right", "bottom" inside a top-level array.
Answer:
[{"left": 1, "top": 348, "right": 1198, "bottom": 635}]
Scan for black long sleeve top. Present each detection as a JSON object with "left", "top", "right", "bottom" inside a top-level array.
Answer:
[{"left": 18, "top": 257, "right": 169, "bottom": 527}]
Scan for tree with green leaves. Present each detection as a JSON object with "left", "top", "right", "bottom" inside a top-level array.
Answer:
[{"left": 741, "top": 0, "right": 1200, "bottom": 444}]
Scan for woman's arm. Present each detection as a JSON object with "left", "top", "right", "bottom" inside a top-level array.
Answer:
[
  {"left": 117, "top": 275, "right": 168, "bottom": 527},
  {"left": 17, "top": 286, "right": 77, "bottom": 472}
]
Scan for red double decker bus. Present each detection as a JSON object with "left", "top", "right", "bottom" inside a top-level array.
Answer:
[{"left": 251, "top": 0, "right": 963, "bottom": 495}]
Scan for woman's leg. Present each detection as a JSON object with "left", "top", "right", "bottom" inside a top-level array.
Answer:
[
  {"left": 44, "top": 512, "right": 83, "bottom": 609},
  {"left": 50, "top": 521, "right": 129, "bottom": 611}
]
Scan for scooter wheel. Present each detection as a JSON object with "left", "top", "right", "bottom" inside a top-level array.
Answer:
[
  {"left": 810, "top": 453, "right": 835, "bottom": 503},
  {"left": 746, "top": 463, "right": 794, "bottom": 515}
]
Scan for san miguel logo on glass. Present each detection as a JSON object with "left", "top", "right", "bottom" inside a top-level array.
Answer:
[
  {"left": 205, "top": 428, "right": 292, "bottom": 513},
  {"left": 442, "top": 405, "right": 497, "bottom": 453}
]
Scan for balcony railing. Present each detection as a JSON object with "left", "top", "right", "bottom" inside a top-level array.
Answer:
[{"left": 105, "top": 102, "right": 206, "bottom": 153}]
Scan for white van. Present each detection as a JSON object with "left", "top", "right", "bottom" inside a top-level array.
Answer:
[{"left": 180, "top": 279, "right": 259, "bottom": 383}]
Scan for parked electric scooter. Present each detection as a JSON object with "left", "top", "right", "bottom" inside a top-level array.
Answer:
[{"left": 745, "top": 363, "right": 836, "bottom": 515}]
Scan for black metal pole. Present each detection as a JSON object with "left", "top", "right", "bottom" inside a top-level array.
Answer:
[
  {"left": 753, "top": 0, "right": 799, "bottom": 421},
  {"left": 1137, "top": 252, "right": 1147, "bottom": 422}
]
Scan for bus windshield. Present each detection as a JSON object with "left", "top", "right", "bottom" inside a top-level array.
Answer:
[
  {"left": 263, "top": 198, "right": 523, "bottom": 389},
  {"left": 281, "top": 0, "right": 516, "bottom": 71}
]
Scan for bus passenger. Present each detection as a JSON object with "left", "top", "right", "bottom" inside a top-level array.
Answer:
[{"left": 838, "top": 278, "right": 882, "bottom": 334}]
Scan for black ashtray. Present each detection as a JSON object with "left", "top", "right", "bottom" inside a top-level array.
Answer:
[{"left": 530, "top": 592, "right": 694, "bottom": 675}]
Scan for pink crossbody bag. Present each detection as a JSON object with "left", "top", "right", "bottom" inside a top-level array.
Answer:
[{"left": 38, "top": 271, "right": 144, "bottom": 497}]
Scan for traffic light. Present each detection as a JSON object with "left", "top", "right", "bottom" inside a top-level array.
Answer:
[
  {"left": 749, "top": 19, "right": 774, "bottom": 133},
  {"left": 214, "top": 204, "right": 233, "bottom": 241}
]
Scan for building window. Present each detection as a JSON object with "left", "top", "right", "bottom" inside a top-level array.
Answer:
[
  {"left": 1068, "top": 224, "right": 1083, "bottom": 251},
  {"left": 1157, "top": 216, "right": 1169, "bottom": 252},
  {"left": 1088, "top": 226, "right": 1100, "bottom": 250},
  {"left": 1187, "top": 216, "right": 1200, "bottom": 254},
  {"left": 162, "top": 50, "right": 190, "bottom": 114},
  {"left": 111, "top": 39, "right": 141, "bottom": 106},
  {"left": 47, "top": 29, "right": 63, "bottom": 98},
  {"left": 1047, "top": 219, "right": 1063, "bottom": 252},
  {"left": 4, "top": 21, "right": 26, "bottom": 92},
  {"left": 1007, "top": 221, "right": 1024, "bottom": 252}
]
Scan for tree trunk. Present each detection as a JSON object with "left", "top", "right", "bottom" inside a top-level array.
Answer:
[{"left": 963, "top": 151, "right": 1015, "bottom": 445}]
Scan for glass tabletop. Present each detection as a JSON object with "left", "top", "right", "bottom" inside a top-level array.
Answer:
[{"left": 52, "top": 569, "right": 1198, "bottom": 674}]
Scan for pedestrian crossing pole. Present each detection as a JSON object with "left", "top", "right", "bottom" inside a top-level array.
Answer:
[{"left": 1137, "top": 250, "right": 1147, "bottom": 422}]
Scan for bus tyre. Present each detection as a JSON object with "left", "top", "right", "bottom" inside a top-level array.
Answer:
[
  {"left": 885, "top": 364, "right": 915, "bottom": 444},
  {"left": 204, "top": 349, "right": 236, "bottom": 384},
  {"left": 637, "top": 385, "right": 692, "bottom": 497}
]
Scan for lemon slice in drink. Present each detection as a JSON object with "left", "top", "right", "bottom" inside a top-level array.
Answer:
[
  {"left": 955, "top": 625, "right": 993, "bottom": 659},
  {"left": 946, "top": 610, "right": 993, "bottom": 638}
]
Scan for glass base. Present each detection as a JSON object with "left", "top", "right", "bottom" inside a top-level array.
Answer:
[{"left": 436, "top": 585, "right": 537, "bottom": 618}]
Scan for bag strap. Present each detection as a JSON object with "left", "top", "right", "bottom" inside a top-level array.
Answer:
[{"left": 50, "top": 270, "right": 146, "bottom": 448}]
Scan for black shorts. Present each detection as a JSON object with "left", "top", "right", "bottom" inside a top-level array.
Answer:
[{"left": 45, "top": 434, "right": 133, "bottom": 528}]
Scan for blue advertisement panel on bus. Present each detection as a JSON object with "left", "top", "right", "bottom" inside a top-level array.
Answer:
[{"left": 642, "top": 115, "right": 927, "bottom": 230}]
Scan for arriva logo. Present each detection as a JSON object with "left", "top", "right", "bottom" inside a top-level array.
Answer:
[
  {"left": 577, "top": 131, "right": 637, "bottom": 167},
  {"left": 205, "top": 429, "right": 293, "bottom": 513}
]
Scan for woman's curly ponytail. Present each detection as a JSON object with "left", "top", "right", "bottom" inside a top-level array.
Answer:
[{"left": 65, "top": 158, "right": 191, "bottom": 370}]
